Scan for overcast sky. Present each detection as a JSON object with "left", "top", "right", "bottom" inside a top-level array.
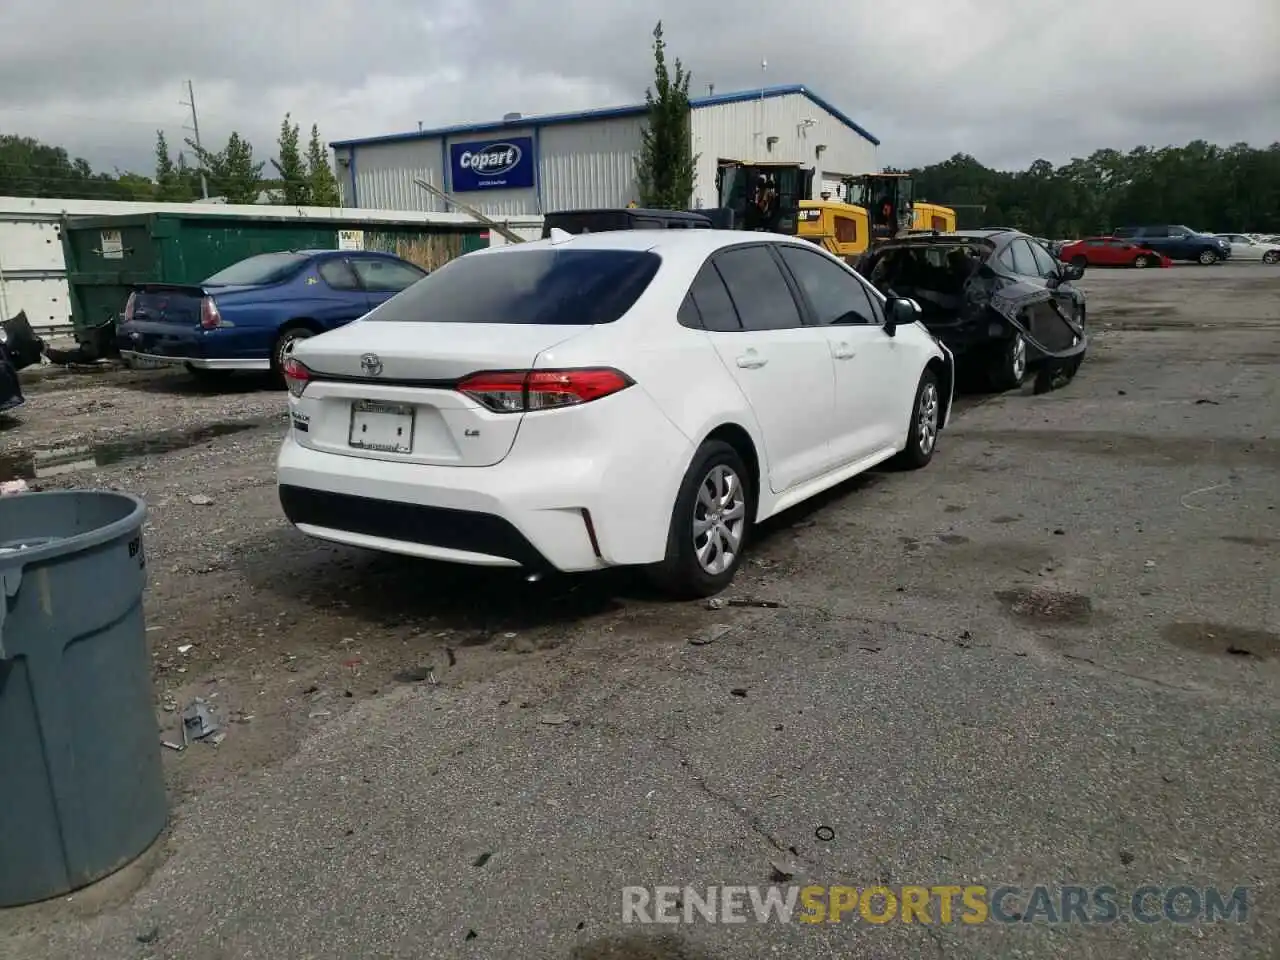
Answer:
[{"left": 2, "top": 0, "right": 1277, "bottom": 180}]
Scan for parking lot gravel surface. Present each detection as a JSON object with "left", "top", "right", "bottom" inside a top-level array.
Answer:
[{"left": 1, "top": 263, "right": 1276, "bottom": 959}]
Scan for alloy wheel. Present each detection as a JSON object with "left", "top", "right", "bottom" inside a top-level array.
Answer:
[
  {"left": 1010, "top": 333, "right": 1027, "bottom": 383},
  {"left": 917, "top": 381, "right": 939, "bottom": 455},
  {"left": 692, "top": 464, "right": 747, "bottom": 575}
]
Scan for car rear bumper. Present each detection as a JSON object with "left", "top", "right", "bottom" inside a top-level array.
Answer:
[
  {"left": 117, "top": 320, "right": 272, "bottom": 370},
  {"left": 120, "top": 350, "right": 270, "bottom": 371},
  {"left": 275, "top": 388, "right": 695, "bottom": 572}
]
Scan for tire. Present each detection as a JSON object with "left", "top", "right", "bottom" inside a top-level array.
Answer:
[
  {"left": 986, "top": 331, "right": 1028, "bottom": 392},
  {"left": 272, "top": 324, "right": 315, "bottom": 386},
  {"left": 1133, "top": 255, "right": 1150, "bottom": 269},
  {"left": 1263, "top": 250, "right": 1279, "bottom": 265},
  {"left": 1198, "top": 248, "right": 1219, "bottom": 265},
  {"left": 1071, "top": 255, "right": 1087, "bottom": 268},
  {"left": 648, "top": 440, "right": 752, "bottom": 599},
  {"left": 892, "top": 369, "right": 941, "bottom": 470}
]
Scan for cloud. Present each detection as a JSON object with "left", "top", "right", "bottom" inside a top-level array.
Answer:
[{"left": 2, "top": 0, "right": 1276, "bottom": 179}]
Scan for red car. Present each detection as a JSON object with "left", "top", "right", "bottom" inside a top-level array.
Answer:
[{"left": 1060, "top": 237, "right": 1172, "bottom": 269}]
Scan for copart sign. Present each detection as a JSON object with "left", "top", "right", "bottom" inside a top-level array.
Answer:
[{"left": 450, "top": 136, "right": 535, "bottom": 192}]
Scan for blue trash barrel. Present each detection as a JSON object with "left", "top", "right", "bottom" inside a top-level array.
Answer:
[{"left": 0, "top": 490, "right": 167, "bottom": 906}]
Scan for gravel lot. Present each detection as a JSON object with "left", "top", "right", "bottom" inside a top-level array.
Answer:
[{"left": 1, "top": 262, "right": 1277, "bottom": 959}]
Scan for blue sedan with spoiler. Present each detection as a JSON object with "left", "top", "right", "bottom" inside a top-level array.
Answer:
[{"left": 117, "top": 250, "right": 427, "bottom": 383}]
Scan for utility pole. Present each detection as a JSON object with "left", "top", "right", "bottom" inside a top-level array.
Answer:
[{"left": 180, "top": 80, "right": 209, "bottom": 199}]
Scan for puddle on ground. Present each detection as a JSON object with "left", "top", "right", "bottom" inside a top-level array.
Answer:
[
  {"left": 1162, "top": 622, "right": 1280, "bottom": 661},
  {"left": 996, "top": 587, "right": 1095, "bottom": 625},
  {"left": 0, "top": 421, "right": 266, "bottom": 482}
]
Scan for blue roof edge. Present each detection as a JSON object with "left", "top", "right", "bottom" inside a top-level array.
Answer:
[{"left": 330, "top": 84, "right": 879, "bottom": 150}]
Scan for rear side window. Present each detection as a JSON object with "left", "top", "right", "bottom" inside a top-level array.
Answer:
[
  {"left": 688, "top": 262, "right": 742, "bottom": 332},
  {"left": 351, "top": 257, "right": 426, "bottom": 292},
  {"left": 366, "top": 249, "right": 660, "bottom": 325},
  {"left": 318, "top": 260, "right": 360, "bottom": 291},
  {"left": 204, "top": 252, "right": 308, "bottom": 286},
  {"left": 712, "top": 246, "right": 804, "bottom": 331}
]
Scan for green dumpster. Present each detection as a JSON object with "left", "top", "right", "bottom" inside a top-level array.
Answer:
[
  {"left": 0, "top": 490, "right": 165, "bottom": 906},
  {"left": 60, "top": 210, "right": 489, "bottom": 355}
]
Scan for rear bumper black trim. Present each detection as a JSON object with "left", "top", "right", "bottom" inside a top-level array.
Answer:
[{"left": 278, "top": 484, "right": 553, "bottom": 570}]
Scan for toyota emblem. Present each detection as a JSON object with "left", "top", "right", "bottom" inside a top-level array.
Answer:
[{"left": 360, "top": 353, "right": 383, "bottom": 377}]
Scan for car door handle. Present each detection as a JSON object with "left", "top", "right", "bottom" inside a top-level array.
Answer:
[
  {"left": 736, "top": 354, "right": 768, "bottom": 369},
  {"left": 832, "top": 344, "right": 856, "bottom": 360}
]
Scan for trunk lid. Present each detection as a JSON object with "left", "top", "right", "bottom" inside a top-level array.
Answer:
[
  {"left": 129, "top": 283, "right": 209, "bottom": 328},
  {"left": 289, "top": 319, "right": 590, "bottom": 468}
]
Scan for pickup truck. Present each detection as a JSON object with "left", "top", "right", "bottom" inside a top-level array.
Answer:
[{"left": 1111, "top": 226, "right": 1231, "bottom": 265}]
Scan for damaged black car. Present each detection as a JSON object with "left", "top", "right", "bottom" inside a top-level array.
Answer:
[
  {"left": 1, "top": 312, "right": 46, "bottom": 414},
  {"left": 857, "top": 230, "right": 1088, "bottom": 391}
]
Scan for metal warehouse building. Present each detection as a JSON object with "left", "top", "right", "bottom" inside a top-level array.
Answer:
[{"left": 331, "top": 84, "right": 880, "bottom": 216}]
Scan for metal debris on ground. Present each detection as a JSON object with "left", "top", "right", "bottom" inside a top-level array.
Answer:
[
  {"left": 177, "top": 644, "right": 194, "bottom": 654},
  {"left": 727, "top": 597, "right": 787, "bottom": 609},
  {"left": 688, "top": 624, "right": 736, "bottom": 646},
  {"left": 705, "top": 598, "right": 727, "bottom": 610},
  {"left": 188, "top": 495, "right": 214, "bottom": 506},
  {"left": 538, "top": 713, "right": 572, "bottom": 726},
  {"left": 181, "top": 698, "right": 220, "bottom": 742},
  {"left": 769, "top": 859, "right": 797, "bottom": 882}
]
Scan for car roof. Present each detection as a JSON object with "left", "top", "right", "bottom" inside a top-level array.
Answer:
[{"left": 474, "top": 229, "right": 808, "bottom": 258}]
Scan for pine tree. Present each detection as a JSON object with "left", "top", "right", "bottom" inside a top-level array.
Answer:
[
  {"left": 153, "top": 131, "right": 193, "bottom": 201},
  {"left": 634, "top": 21, "right": 698, "bottom": 209},
  {"left": 306, "top": 124, "right": 341, "bottom": 207},
  {"left": 272, "top": 113, "right": 309, "bottom": 204},
  {"left": 186, "top": 131, "right": 265, "bottom": 204}
]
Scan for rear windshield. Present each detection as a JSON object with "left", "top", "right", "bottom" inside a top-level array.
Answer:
[
  {"left": 203, "top": 252, "right": 308, "bottom": 286},
  {"left": 365, "top": 248, "right": 662, "bottom": 325}
]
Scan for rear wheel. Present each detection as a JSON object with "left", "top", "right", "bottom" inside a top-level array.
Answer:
[
  {"left": 1198, "top": 248, "right": 1219, "bottom": 265},
  {"left": 648, "top": 440, "right": 752, "bottom": 599},
  {"left": 1263, "top": 250, "right": 1279, "bottom": 264},
  {"left": 892, "top": 369, "right": 941, "bottom": 470},
  {"left": 1132, "top": 255, "right": 1150, "bottom": 269},
  {"left": 272, "top": 324, "right": 315, "bottom": 386},
  {"left": 986, "top": 331, "right": 1027, "bottom": 392}
]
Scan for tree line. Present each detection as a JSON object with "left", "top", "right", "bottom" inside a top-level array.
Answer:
[
  {"left": 0, "top": 114, "right": 340, "bottom": 206},
  {"left": 906, "top": 142, "right": 1280, "bottom": 236}
]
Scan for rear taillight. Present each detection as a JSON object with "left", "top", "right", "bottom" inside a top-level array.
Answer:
[
  {"left": 122, "top": 291, "right": 136, "bottom": 323},
  {"left": 457, "top": 368, "right": 633, "bottom": 413},
  {"left": 200, "top": 296, "right": 222, "bottom": 330},
  {"left": 283, "top": 356, "right": 311, "bottom": 398}
]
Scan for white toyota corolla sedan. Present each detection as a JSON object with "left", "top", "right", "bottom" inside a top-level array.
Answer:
[{"left": 276, "top": 229, "right": 955, "bottom": 597}]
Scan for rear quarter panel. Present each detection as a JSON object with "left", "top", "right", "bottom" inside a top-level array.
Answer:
[{"left": 541, "top": 266, "right": 771, "bottom": 521}]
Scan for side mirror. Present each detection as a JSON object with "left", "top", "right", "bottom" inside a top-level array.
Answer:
[
  {"left": 884, "top": 297, "right": 920, "bottom": 335},
  {"left": 1059, "top": 261, "right": 1086, "bottom": 282}
]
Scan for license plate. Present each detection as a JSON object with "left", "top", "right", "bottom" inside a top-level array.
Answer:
[
  {"left": 128, "top": 354, "right": 174, "bottom": 370},
  {"left": 349, "top": 400, "right": 414, "bottom": 453}
]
